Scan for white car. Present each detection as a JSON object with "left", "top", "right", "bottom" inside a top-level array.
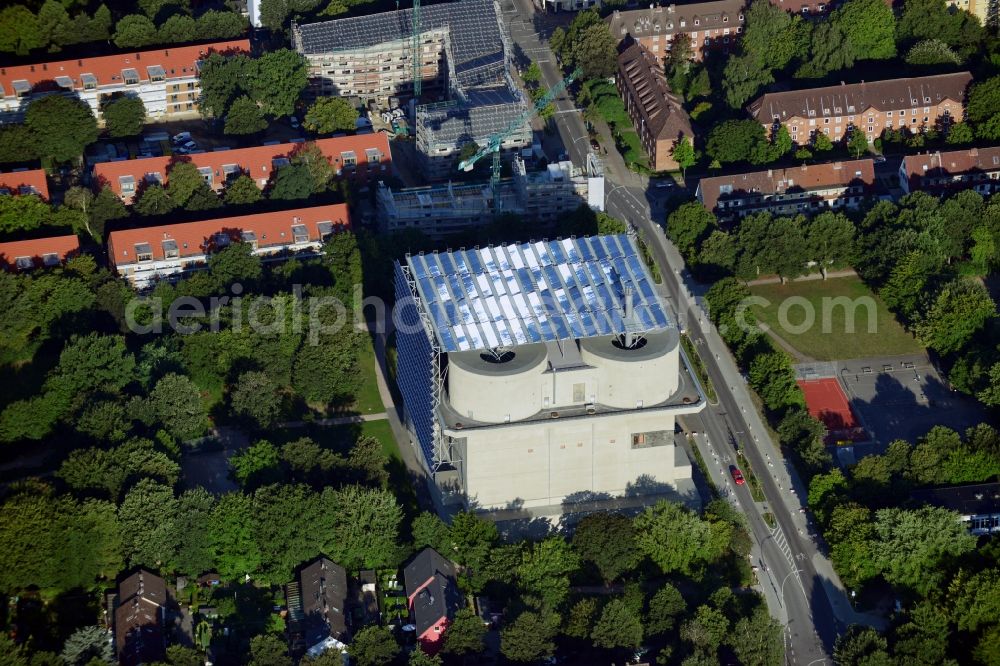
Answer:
[
  {"left": 176, "top": 140, "right": 198, "bottom": 154},
  {"left": 290, "top": 116, "right": 300, "bottom": 128},
  {"left": 171, "top": 131, "right": 192, "bottom": 144}
]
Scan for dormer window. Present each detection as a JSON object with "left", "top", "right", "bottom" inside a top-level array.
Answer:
[
  {"left": 81, "top": 73, "right": 97, "bottom": 90},
  {"left": 135, "top": 243, "right": 153, "bottom": 262},
  {"left": 122, "top": 68, "right": 139, "bottom": 85},
  {"left": 213, "top": 232, "right": 231, "bottom": 248},
  {"left": 272, "top": 157, "right": 290, "bottom": 169},
  {"left": 241, "top": 231, "right": 258, "bottom": 249},
  {"left": 694, "top": 18, "right": 699, "bottom": 25},
  {"left": 147, "top": 65, "right": 165, "bottom": 82},
  {"left": 723, "top": 15, "right": 728, "bottom": 21},
  {"left": 317, "top": 221, "right": 335, "bottom": 239},
  {"left": 679, "top": 19, "right": 686, "bottom": 26},
  {"left": 14, "top": 256, "right": 33, "bottom": 270},
  {"left": 54, "top": 76, "right": 73, "bottom": 90},
  {"left": 11, "top": 80, "right": 30, "bottom": 98},
  {"left": 162, "top": 240, "right": 179, "bottom": 259},
  {"left": 42, "top": 253, "right": 60, "bottom": 267},
  {"left": 291, "top": 224, "right": 309, "bottom": 243}
]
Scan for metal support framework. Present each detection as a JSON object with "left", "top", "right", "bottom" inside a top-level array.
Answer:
[{"left": 411, "top": 0, "right": 422, "bottom": 100}]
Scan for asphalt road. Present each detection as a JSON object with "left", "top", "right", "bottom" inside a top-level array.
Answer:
[{"left": 502, "top": 1, "right": 850, "bottom": 662}]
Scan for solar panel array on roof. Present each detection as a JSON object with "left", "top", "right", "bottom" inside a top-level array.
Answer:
[
  {"left": 296, "top": 0, "right": 506, "bottom": 90},
  {"left": 406, "top": 235, "right": 671, "bottom": 352}
]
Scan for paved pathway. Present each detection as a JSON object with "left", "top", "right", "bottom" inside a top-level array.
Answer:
[
  {"left": 746, "top": 269, "right": 858, "bottom": 286},
  {"left": 280, "top": 412, "right": 388, "bottom": 428}
]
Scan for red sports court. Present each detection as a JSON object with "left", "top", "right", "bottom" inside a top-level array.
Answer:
[{"left": 797, "top": 378, "right": 866, "bottom": 444}]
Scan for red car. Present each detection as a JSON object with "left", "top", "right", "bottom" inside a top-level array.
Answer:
[{"left": 730, "top": 467, "right": 745, "bottom": 485}]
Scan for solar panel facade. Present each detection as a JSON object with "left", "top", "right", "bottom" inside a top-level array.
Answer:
[
  {"left": 394, "top": 263, "right": 438, "bottom": 464},
  {"left": 405, "top": 235, "right": 671, "bottom": 353}
]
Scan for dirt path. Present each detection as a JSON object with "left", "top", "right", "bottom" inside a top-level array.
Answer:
[{"left": 747, "top": 269, "right": 857, "bottom": 286}]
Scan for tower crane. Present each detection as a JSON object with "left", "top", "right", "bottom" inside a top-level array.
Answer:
[
  {"left": 411, "top": 0, "right": 422, "bottom": 101},
  {"left": 457, "top": 68, "right": 581, "bottom": 212}
]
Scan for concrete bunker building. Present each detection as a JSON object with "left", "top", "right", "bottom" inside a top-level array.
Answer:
[{"left": 394, "top": 235, "right": 705, "bottom": 513}]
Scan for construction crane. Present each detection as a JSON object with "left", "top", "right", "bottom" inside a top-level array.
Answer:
[
  {"left": 411, "top": 0, "right": 422, "bottom": 101},
  {"left": 457, "top": 68, "right": 581, "bottom": 211}
]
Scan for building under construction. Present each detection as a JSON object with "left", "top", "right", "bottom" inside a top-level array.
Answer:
[
  {"left": 377, "top": 155, "right": 604, "bottom": 236},
  {"left": 293, "top": 0, "right": 532, "bottom": 183}
]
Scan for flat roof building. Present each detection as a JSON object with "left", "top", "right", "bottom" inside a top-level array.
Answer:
[
  {"left": 695, "top": 159, "right": 875, "bottom": 220},
  {"left": 899, "top": 147, "right": 1000, "bottom": 195},
  {"left": 93, "top": 134, "right": 391, "bottom": 202},
  {"left": 0, "top": 235, "right": 79, "bottom": 272},
  {"left": 0, "top": 40, "right": 250, "bottom": 123},
  {"left": 394, "top": 235, "right": 704, "bottom": 513},
  {"left": 108, "top": 203, "right": 349, "bottom": 288}
]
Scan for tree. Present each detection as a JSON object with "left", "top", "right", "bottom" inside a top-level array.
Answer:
[
  {"left": 846, "top": 128, "right": 869, "bottom": 158},
  {"left": 891, "top": 601, "right": 950, "bottom": 666},
  {"left": 634, "top": 501, "right": 720, "bottom": 575},
  {"left": 147, "top": 373, "right": 208, "bottom": 441},
  {"left": 804, "top": 211, "right": 855, "bottom": 275},
  {"left": 208, "top": 241, "right": 263, "bottom": 290},
  {"left": 591, "top": 598, "right": 643, "bottom": 650},
  {"left": 114, "top": 14, "right": 158, "bottom": 48},
  {"left": 134, "top": 184, "right": 177, "bottom": 217},
  {"left": 0, "top": 6, "right": 44, "bottom": 55},
  {"left": 722, "top": 54, "right": 774, "bottom": 110},
  {"left": 248, "top": 634, "right": 292, "bottom": 666},
  {"left": 572, "top": 512, "right": 640, "bottom": 584},
  {"left": 967, "top": 76, "right": 1000, "bottom": 124},
  {"left": 572, "top": 24, "right": 618, "bottom": 80},
  {"left": 412, "top": 512, "right": 451, "bottom": 553},
  {"left": 442, "top": 608, "right": 487, "bottom": 656},
  {"left": 671, "top": 136, "right": 696, "bottom": 176},
  {"left": 305, "top": 97, "right": 359, "bottom": 134},
  {"left": 209, "top": 492, "right": 262, "bottom": 580},
  {"left": 197, "top": 52, "right": 248, "bottom": 118},
  {"left": 260, "top": 0, "right": 291, "bottom": 30},
  {"left": 291, "top": 142, "right": 336, "bottom": 193},
  {"left": 231, "top": 371, "right": 283, "bottom": 429},
  {"left": 741, "top": 1, "right": 804, "bottom": 70},
  {"left": 646, "top": 583, "right": 686, "bottom": 636},
  {"left": 247, "top": 49, "right": 309, "bottom": 118},
  {"left": 667, "top": 202, "right": 716, "bottom": 259},
  {"left": 814, "top": 132, "right": 833, "bottom": 151},
  {"left": 833, "top": 626, "right": 890, "bottom": 666},
  {"left": 0, "top": 123, "right": 39, "bottom": 164},
  {"left": 196, "top": 10, "right": 246, "bottom": 40},
  {"left": 698, "top": 231, "right": 737, "bottom": 275},
  {"left": 292, "top": 334, "right": 363, "bottom": 404},
  {"left": 873, "top": 506, "right": 977, "bottom": 596},
  {"left": 950, "top": 568, "right": 1000, "bottom": 632},
  {"left": 834, "top": 0, "right": 896, "bottom": 62},
  {"left": 681, "top": 605, "right": 729, "bottom": 651},
  {"left": 729, "top": 605, "right": 783, "bottom": 666},
  {"left": 517, "top": 536, "right": 580, "bottom": 608},
  {"left": 905, "top": 39, "right": 962, "bottom": 66},
  {"left": 501, "top": 610, "right": 558, "bottom": 662},
  {"left": 349, "top": 626, "right": 399, "bottom": 666},
  {"left": 0, "top": 194, "right": 50, "bottom": 234},
  {"left": 270, "top": 164, "right": 315, "bottom": 200},
  {"left": 231, "top": 440, "right": 282, "bottom": 489},
  {"left": 706, "top": 120, "right": 768, "bottom": 164},
  {"left": 25, "top": 95, "right": 98, "bottom": 162},
  {"left": 88, "top": 186, "right": 128, "bottom": 241},
  {"left": 166, "top": 160, "right": 207, "bottom": 207},
  {"left": 61, "top": 626, "right": 113, "bottom": 665},
  {"left": 322, "top": 485, "right": 402, "bottom": 570},
  {"left": 749, "top": 351, "right": 802, "bottom": 412},
  {"left": 915, "top": 278, "right": 996, "bottom": 354},
  {"left": 174, "top": 489, "right": 216, "bottom": 576},
  {"left": 102, "top": 95, "right": 146, "bottom": 137},
  {"left": 119, "top": 479, "right": 179, "bottom": 568},
  {"left": 564, "top": 597, "right": 598, "bottom": 639},
  {"left": 224, "top": 95, "right": 267, "bottom": 135},
  {"left": 158, "top": 14, "right": 197, "bottom": 43},
  {"left": 223, "top": 173, "right": 263, "bottom": 205}
]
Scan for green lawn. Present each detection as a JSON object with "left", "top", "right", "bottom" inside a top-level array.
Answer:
[
  {"left": 749, "top": 276, "right": 924, "bottom": 361},
  {"left": 350, "top": 334, "right": 385, "bottom": 415}
]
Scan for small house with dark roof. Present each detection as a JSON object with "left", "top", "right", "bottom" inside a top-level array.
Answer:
[
  {"left": 287, "top": 557, "right": 350, "bottom": 657},
  {"left": 114, "top": 569, "right": 167, "bottom": 666},
  {"left": 404, "top": 548, "right": 461, "bottom": 655},
  {"left": 911, "top": 482, "right": 1000, "bottom": 536}
]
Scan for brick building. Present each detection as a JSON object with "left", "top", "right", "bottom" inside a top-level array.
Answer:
[
  {"left": 0, "top": 168, "right": 49, "bottom": 199},
  {"left": 748, "top": 72, "right": 972, "bottom": 145},
  {"left": 93, "top": 134, "right": 391, "bottom": 203},
  {"left": 0, "top": 40, "right": 250, "bottom": 123},
  {"left": 900, "top": 147, "right": 1000, "bottom": 195},
  {"left": 695, "top": 159, "right": 875, "bottom": 220},
  {"left": 0, "top": 235, "right": 79, "bottom": 271},
  {"left": 605, "top": 0, "right": 746, "bottom": 62},
  {"left": 107, "top": 203, "right": 349, "bottom": 287},
  {"left": 616, "top": 40, "right": 693, "bottom": 172}
]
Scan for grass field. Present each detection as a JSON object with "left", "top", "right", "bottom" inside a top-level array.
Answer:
[
  {"left": 350, "top": 334, "right": 385, "bottom": 415},
  {"left": 749, "top": 276, "right": 924, "bottom": 361}
]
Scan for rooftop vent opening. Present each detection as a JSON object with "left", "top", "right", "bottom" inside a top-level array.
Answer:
[{"left": 480, "top": 347, "right": 515, "bottom": 363}]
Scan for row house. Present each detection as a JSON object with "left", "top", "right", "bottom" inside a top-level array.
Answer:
[
  {"left": 0, "top": 235, "right": 79, "bottom": 271},
  {"left": 695, "top": 159, "right": 875, "bottom": 221},
  {"left": 93, "top": 134, "right": 391, "bottom": 203},
  {"left": 748, "top": 72, "right": 972, "bottom": 145},
  {"left": 113, "top": 569, "right": 168, "bottom": 666},
  {"left": 107, "top": 203, "right": 349, "bottom": 287},
  {"left": 0, "top": 40, "right": 250, "bottom": 123},
  {"left": 616, "top": 40, "right": 693, "bottom": 172},
  {"left": 605, "top": 0, "right": 746, "bottom": 62},
  {"left": 0, "top": 168, "right": 49, "bottom": 199},
  {"left": 900, "top": 147, "right": 1000, "bottom": 195}
]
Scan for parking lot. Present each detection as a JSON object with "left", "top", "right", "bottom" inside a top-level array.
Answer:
[{"left": 837, "top": 354, "right": 987, "bottom": 447}]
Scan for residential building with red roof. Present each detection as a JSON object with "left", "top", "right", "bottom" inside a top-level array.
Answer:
[
  {"left": 0, "top": 40, "right": 250, "bottom": 123},
  {"left": 107, "top": 203, "right": 349, "bottom": 287},
  {"left": 93, "top": 134, "right": 392, "bottom": 203},
  {"left": 900, "top": 147, "right": 1000, "bottom": 196},
  {"left": 695, "top": 159, "right": 875, "bottom": 220},
  {"left": 606, "top": 1, "right": 746, "bottom": 63},
  {"left": 0, "top": 168, "right": 49, "bottom": 199},
  {"left": 0, "top": 235, "right": 80, "bottom": 271}
]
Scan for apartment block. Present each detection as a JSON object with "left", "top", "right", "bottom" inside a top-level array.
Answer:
[
  {"left": 748, "top": 72, "right": 972, "bottom": 145},
  {"left": 0, "top": 40, "right": 250, "bottom": 123},
  {"left": 695, "top": 159, "right": 875, "bottom": 220},
  {"left": 900, "top": 147, "right": 1000, "bottom": 195},
  {"left": 0, "top": 235, "right": 79, "bottom": 271},
  {"left": 93, "top": 134, "right": 391, "bottom": 203},
  {"left": 947, "top": 0, "right": 996, "bottom": 27},
  {"left": 0, "top": 168, "right": 49, "bottom": 199},
  {"left": 606, "top": 1, "right": 746, "bottom": 62},
  {"left": 616, "top": 40, "right": 693, "bottom": 172},
  {"left": 108, "top": 204, "right": 349, "bottom": 287},
  {"left": 292, "top": 0, "right": 508, "bottom": 105}
]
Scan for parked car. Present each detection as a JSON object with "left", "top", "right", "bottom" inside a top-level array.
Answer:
[
  {"left": 653, "top": 180, "right": 674, "bottom": 189},
  {"left": 171, "top": 131, "right": 192, "bottom": 144},
  {"left": 176, "top": 140, "right": 198, "bottom": 154},
  {"left": 730, "top": 466, "right": 745, "bottom": 485},
  {"left": 590, "top": 139, "right": 601, "bottom": 152},
  {"left": 289, "top": 116, "right": 300, "bottom": 129},
  {"left": 874, "top": 154, "right": 887, "bottom": 163}
]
